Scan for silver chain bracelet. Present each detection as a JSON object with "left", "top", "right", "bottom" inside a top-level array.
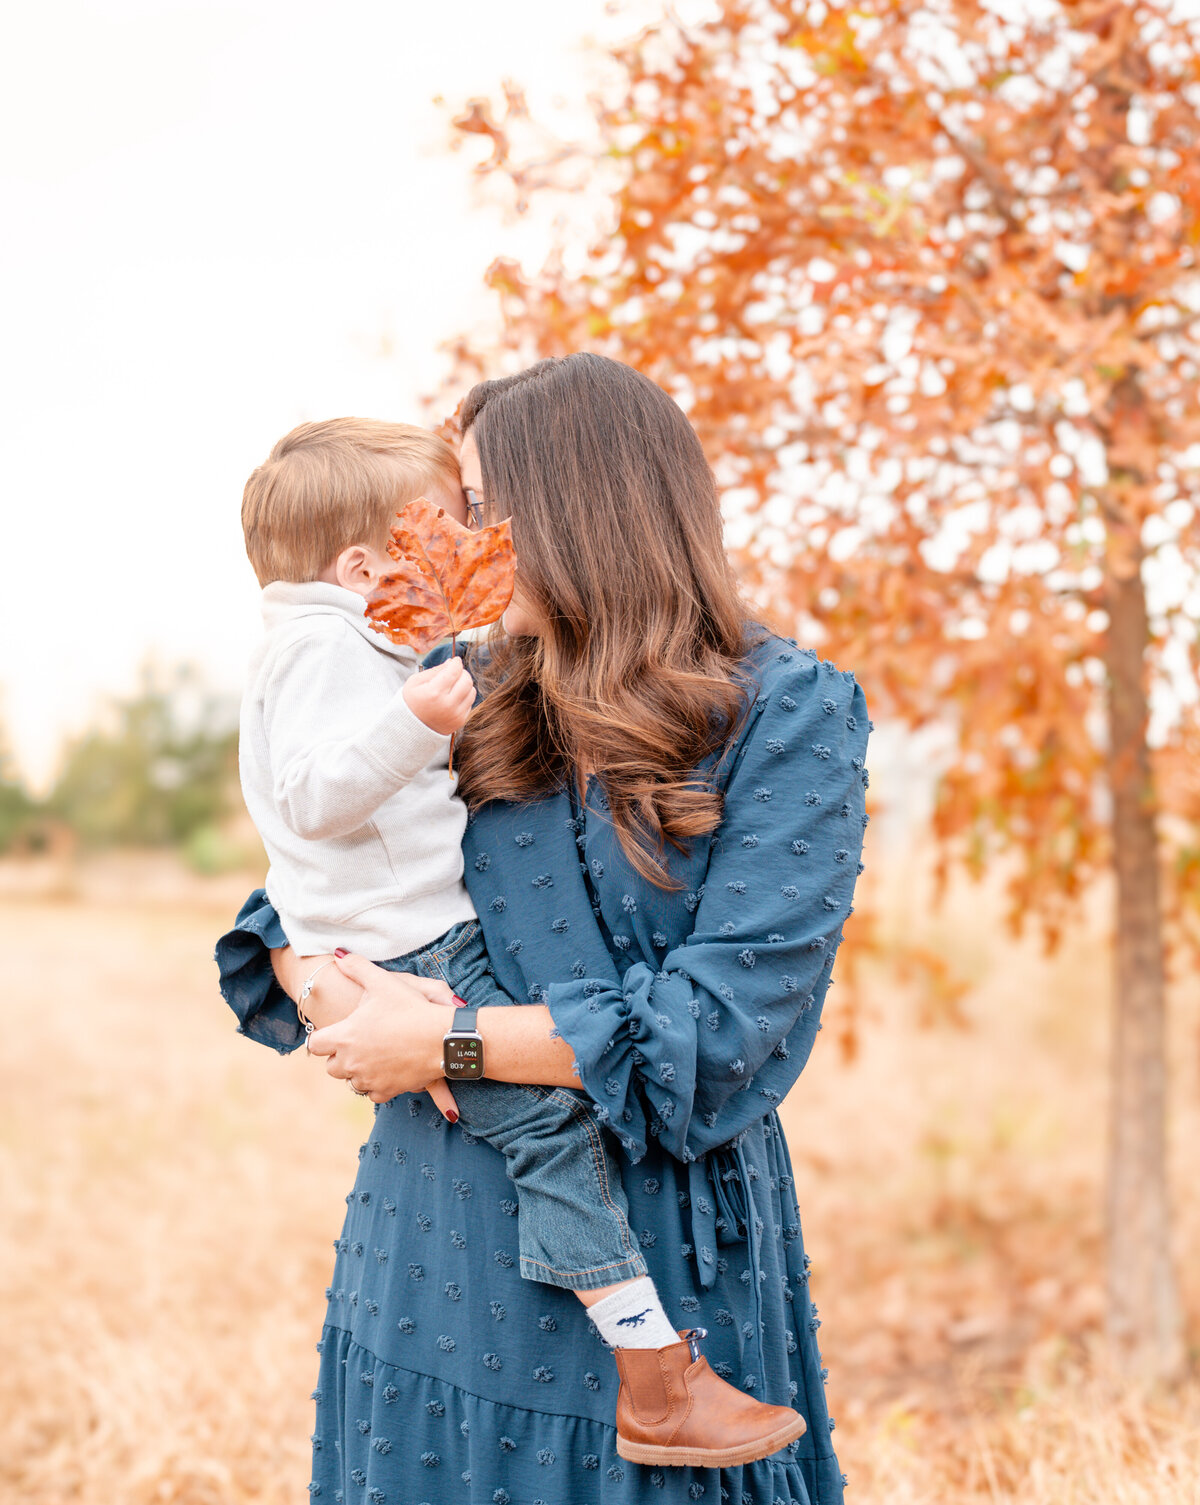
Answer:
[{"left": 297, "top": 958, "right": 335, "bottom": 1048}]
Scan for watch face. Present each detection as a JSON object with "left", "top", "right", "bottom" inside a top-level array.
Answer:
[{"left": 443, "top": 1035, "right": 484, "bottom": 1079}]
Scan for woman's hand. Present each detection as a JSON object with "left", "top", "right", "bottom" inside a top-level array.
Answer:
[
  {"left": 306, "top": 953, "right": 461, "bottom": 1113},
  {"left": 402, "top": 973, "right": 457, "bottom": 1008},
  {"left": 398, "top": 972, "right": 462, "bottom": 1122}
]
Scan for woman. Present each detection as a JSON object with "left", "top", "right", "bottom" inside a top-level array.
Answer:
[{"left": 218, "top": 353, "right": 869, "bottom": 1504}]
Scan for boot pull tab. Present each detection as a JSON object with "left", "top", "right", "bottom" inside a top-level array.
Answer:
[{"left": 682, "top": 1327, "right": 708, "bottom": 1362}]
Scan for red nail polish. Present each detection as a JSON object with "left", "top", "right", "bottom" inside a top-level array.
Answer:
[
  {"left": 452, "top": 995, "right": 467, "bottom": 1008},
  {"left": 334, "top": 948, "right": 348, "bottom": 958},
  {"left": 447, "top": 1110, "right": 459, "bottom": 1123}
]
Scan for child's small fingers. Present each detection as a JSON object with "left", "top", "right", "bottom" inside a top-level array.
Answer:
[
  {"left": 411, "top": 660, "right": 458, "bottom": 689},
  {"left": 436, "top": 678, "right": 474, "bottom": 712}
]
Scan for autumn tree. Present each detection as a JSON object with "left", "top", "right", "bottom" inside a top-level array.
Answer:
[{"left": 447, "top": 0, "right": 1200, "bottom": 1382}]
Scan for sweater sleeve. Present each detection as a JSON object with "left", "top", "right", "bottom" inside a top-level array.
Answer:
[
  {"left": 264, "top": 626, "right": 448, "bottom": 841},
  {"left": 545, "top": 655, "right": 870, "bottom": 1164}
]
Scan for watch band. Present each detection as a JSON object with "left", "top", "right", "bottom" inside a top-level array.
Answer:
[
  {"left": 443, "top": 1003, "right": 484, "bottom": 1082},
  {"left": 452, "top": 1004, "right": 479, "bottom": 1034}
]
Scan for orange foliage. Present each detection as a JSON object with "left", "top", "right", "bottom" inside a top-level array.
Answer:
[
  {"left": 366, "top": 498, "right": 515, "bottom": 655},
  {"left": 443, "top": 0, "right": 1200, "bottom": 967}
]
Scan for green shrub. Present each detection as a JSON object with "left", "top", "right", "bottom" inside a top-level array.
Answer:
[{"left": 47, "top": 667, "right": 240, "bottom": 849}]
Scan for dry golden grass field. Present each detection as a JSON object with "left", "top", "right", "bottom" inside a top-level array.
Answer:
[{"left": 2, "top": 847, "right": 1198, "bottom": 1504}]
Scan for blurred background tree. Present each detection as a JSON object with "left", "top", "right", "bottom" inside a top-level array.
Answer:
[
  {"left": 0, "top": 719, "right": 37, "bottom": 853},
  {"left": 446, "top": 0, "right": 1200, "bottom": 1381},
  {"left": 44, "top": 665, "right": 241, "bottom": 868}
]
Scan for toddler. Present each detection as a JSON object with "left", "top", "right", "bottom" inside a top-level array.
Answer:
[{"left": 236, "top": 418, "right": 804, "bottom": 1467}]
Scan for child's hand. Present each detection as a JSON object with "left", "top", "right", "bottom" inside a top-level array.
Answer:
[{"left": 403, "top": 657, "right": 476, "bottom": 735}]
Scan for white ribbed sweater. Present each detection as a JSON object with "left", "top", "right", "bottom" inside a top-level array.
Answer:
[{"left": 239, "top": 582, "right": 476, "bottom": 959}]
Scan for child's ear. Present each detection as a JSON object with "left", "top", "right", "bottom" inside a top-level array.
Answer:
[{"left": 332, "top": 545, "right": 375, "bottom": 595}]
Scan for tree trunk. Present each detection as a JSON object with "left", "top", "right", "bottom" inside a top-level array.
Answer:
[{"left": 1102, "top": 539, "right": 1184, "bottom": 1383}]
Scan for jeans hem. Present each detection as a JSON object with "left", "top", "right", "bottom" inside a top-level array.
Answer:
[{"left": 519, "top": 1253, "right": 648, "bottom": 1291}]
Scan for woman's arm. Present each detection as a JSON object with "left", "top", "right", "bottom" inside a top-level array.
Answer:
[
  {"left": 217, "top": 897, "right": 460, "bottom": 1114},
  {"left": 305, "top": 955, "right": 579, "bottom": 1102},
  {"left": 273, "top": 947, "right": 465, "bottom": 1120},
  {"left": 475, "top": 1001, "right": 580, "bottom": 1087}
]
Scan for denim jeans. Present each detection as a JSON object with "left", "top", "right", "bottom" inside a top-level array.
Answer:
[{"left": 378, "top": 920, "right": 647, "bottom": 1292}]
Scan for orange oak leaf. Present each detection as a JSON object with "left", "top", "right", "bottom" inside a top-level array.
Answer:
[{"left": 365, "top": 498, "right": 515, "bottom": 655}]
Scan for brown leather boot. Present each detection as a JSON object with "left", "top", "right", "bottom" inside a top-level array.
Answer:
[{"left": 614, "top": 1327, "right": 806, "bottom": 1468}]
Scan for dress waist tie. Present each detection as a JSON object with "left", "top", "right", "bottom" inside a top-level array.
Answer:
[
  {"left": 691, "top": 1137, "right": 767, "bottom": 1382},
  {"left": 688, "top": 1157, "right": 720, "bottom": 1290},
  {"left": 736, "top": 1134, "right": 768, "bottom": 1390}
]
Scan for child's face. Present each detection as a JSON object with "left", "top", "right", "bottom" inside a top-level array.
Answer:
[
  {"left": 424, "top": 473, "right": 470, "bottom": 528},
  {"left": 322, "top": 474, "right": 468, "bottom": 599},
  {"left": 375, "top": 474, "right": 470, "bottom": 574}
]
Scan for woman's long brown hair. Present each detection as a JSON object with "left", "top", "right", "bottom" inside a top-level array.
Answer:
[{"left": 455, "top": 353, "right": 762, "bottom": 888}]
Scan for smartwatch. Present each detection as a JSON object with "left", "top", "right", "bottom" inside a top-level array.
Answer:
[{"left": 442, "top": 1002, "right": 485, "bottom": 1080}]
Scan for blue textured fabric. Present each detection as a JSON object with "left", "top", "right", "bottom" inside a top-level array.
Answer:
[
  {"left": 377, "top": 923, "right": 648, "bottom": 1291},
  {"left": 215, "top": 890, "right": 296, "bottom": 1054},
  {"left": 216, "top": 633, "right": 869, "bottom": 1504}
]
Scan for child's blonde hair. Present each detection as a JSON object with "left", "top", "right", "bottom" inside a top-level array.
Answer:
[{"left": 242, "top": 418, "right": 460, "bottom": 586}]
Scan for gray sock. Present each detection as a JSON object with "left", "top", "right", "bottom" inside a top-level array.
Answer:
[{"left": 587, "top": 1276, "right": 679, "bottom": 1349}]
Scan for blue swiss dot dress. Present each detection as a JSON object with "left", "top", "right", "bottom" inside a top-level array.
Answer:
[{"left": 217, "top": 633, "right": 870, "bottom": 1505}]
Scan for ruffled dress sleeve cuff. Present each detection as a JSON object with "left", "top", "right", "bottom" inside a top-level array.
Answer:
[
  {"left": 547, "top": 961, "right": 700, "bottom": 1166},
  {"left": 214, "top": 889, "right": 304, "bottom": 1054}
]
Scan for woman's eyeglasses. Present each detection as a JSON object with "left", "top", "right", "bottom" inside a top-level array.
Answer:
[{"left": 464, "top": 487, "right": 507, "bottom": 531}]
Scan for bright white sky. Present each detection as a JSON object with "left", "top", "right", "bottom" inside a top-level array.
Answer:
[
  {"left": 7, "top": 2, "right": 1196, "bottom": 792},
  {"left": 0, "top": 0, "right": 673, "bottom": 788}
]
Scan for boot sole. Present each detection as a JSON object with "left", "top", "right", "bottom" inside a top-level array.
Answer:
[{"left": 616, "top": 1412, "right": 806, "bottom": 1468}]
